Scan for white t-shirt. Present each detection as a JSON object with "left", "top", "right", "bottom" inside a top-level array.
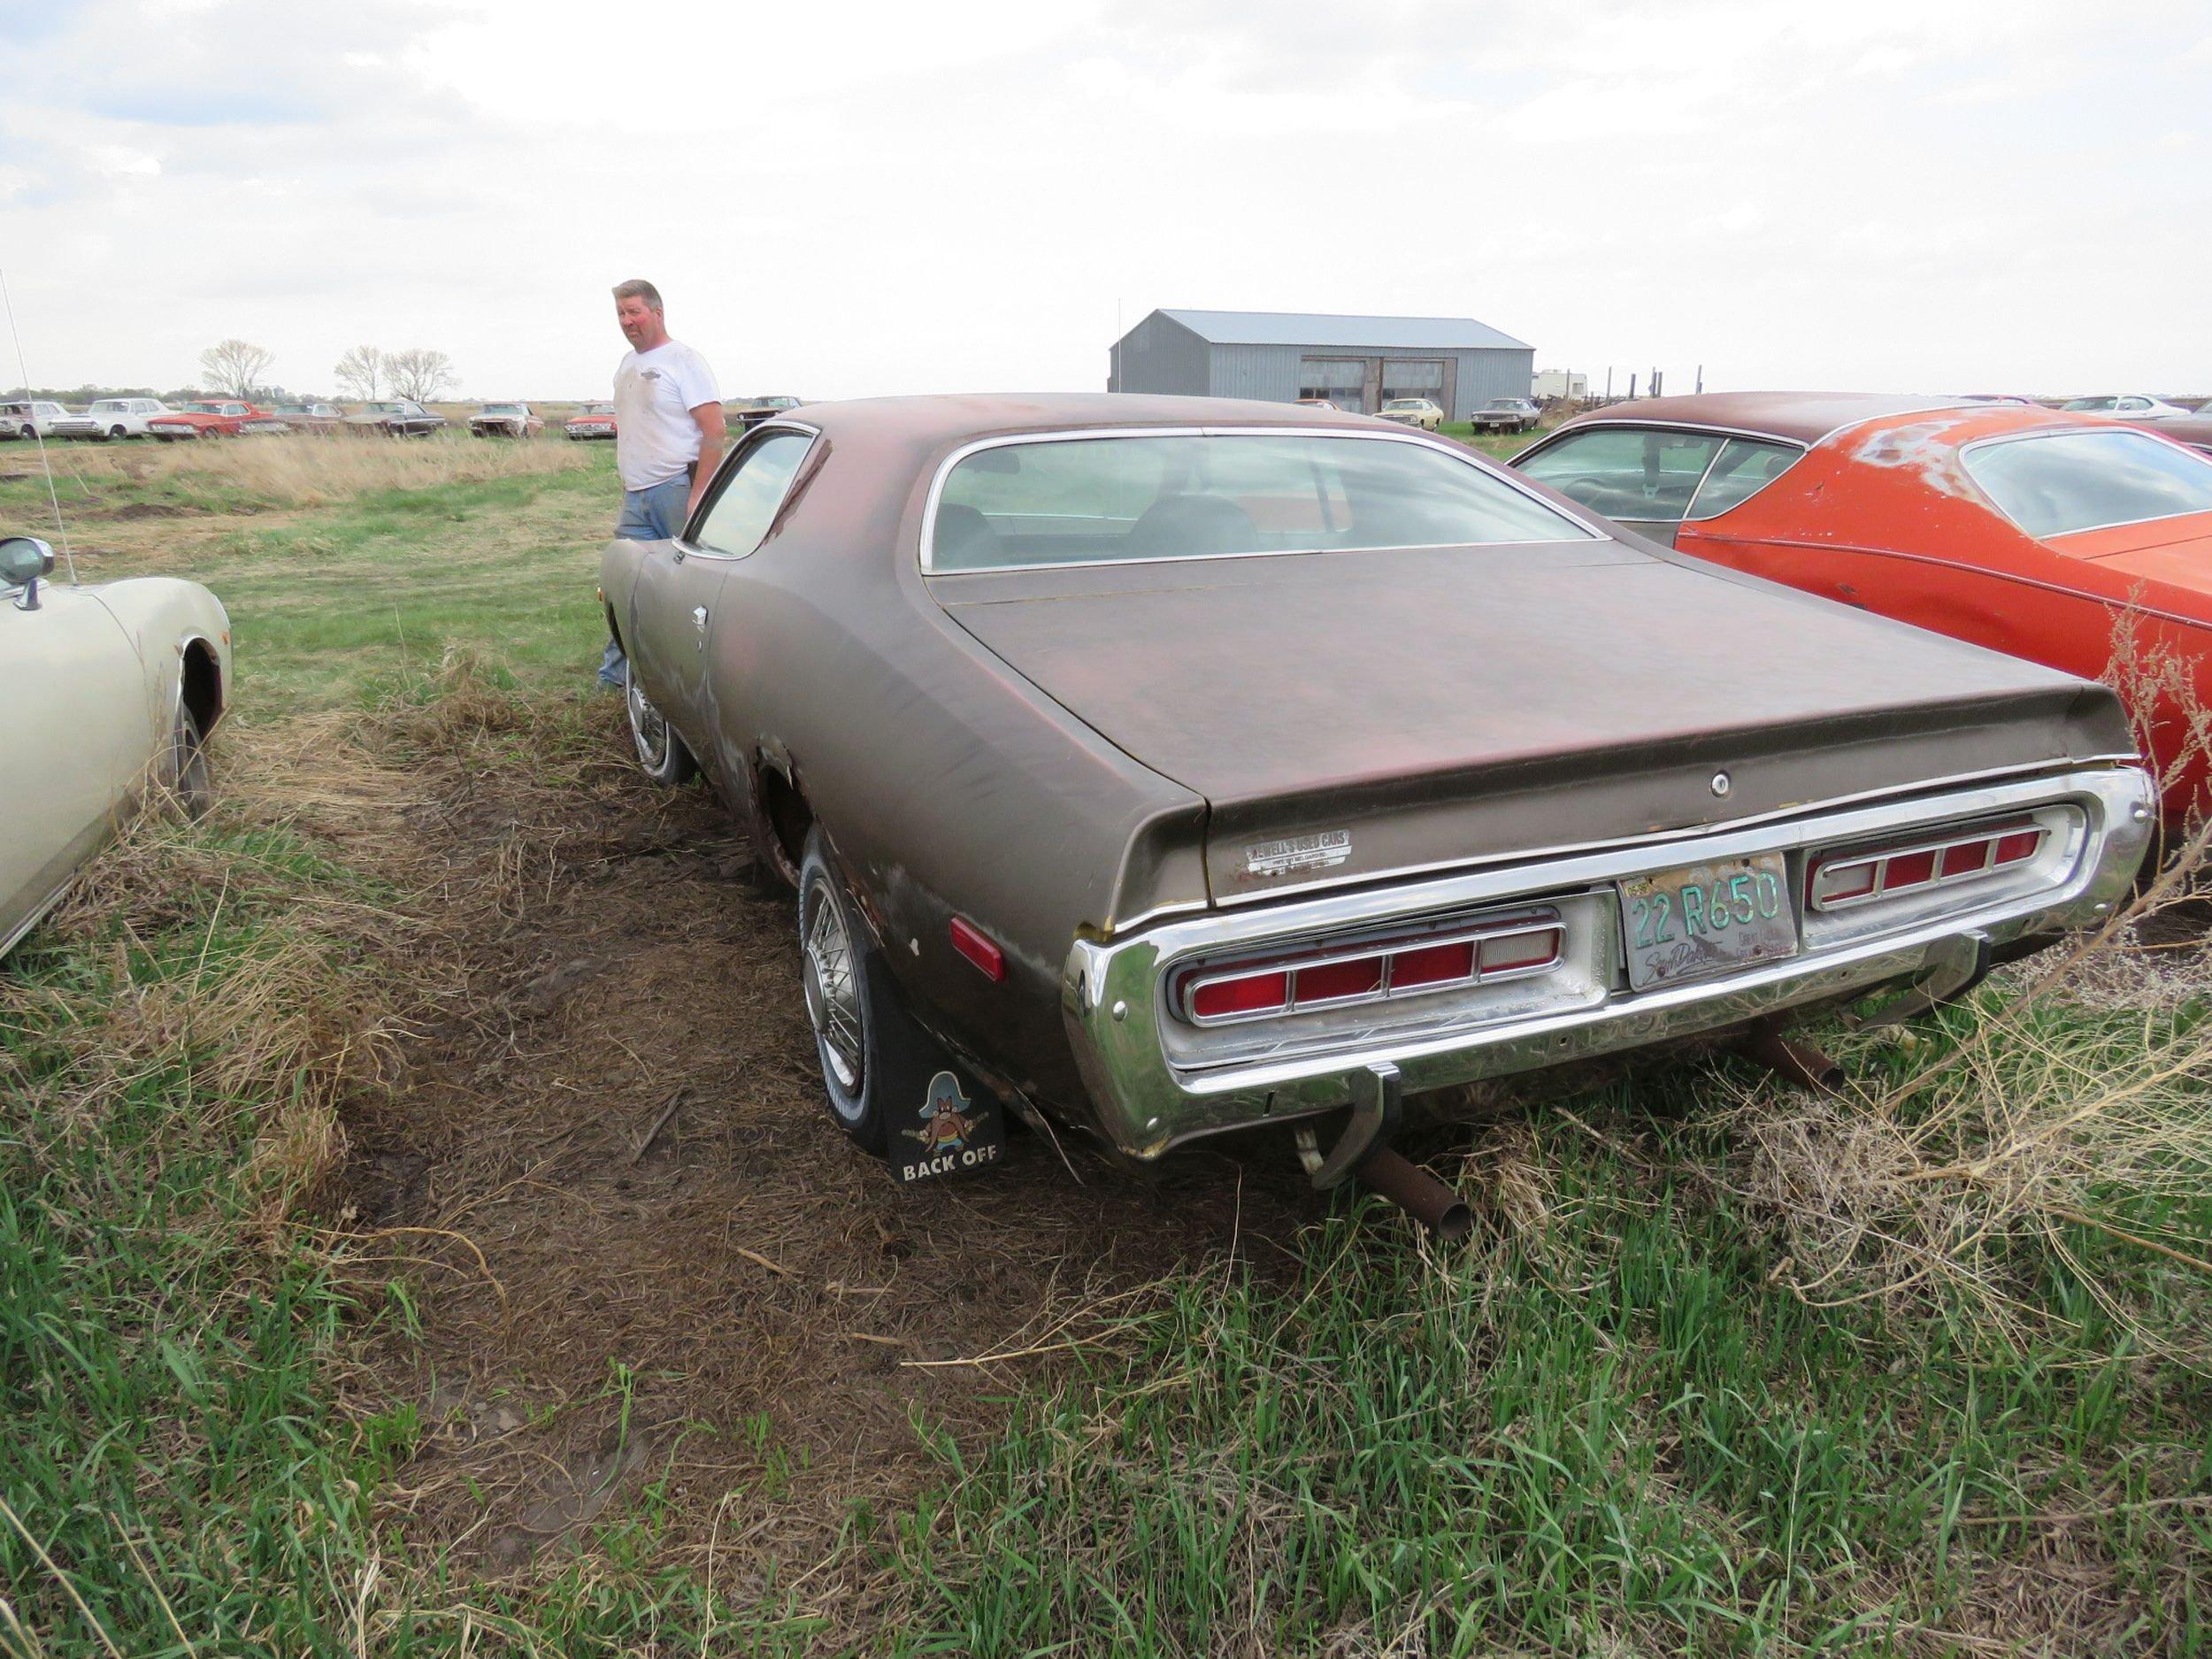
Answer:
[{"left": 612, "top": 339, "right": 721, "bottom": 490}]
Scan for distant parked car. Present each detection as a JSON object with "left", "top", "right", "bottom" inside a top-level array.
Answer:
[
  {"left": 729, "top": 396, "right": 803, "bottom": 430},
  {"left": 147, "top": 400, "right": 288, "bottom": 441},
  {"left": 2139, "top": 402, "right": 2212, "bottom": 458},
  {"left": 1378, "top": 398, "right": 1444, "bottom": 431},
  {"left": 0, "top": 401, "right": 72, "bottom": 441},
  {"left": 2059, "top": 395, "right": 2192, "bottom": 421},
  {"left": 1, "top": 534, "right": 231, "bottom": 959},
  {"left": 470, "top": 402, "right": 543, "bottom": 438},
  {"left": 50, "top": 399, "right": 173, "bottom": 442},
  {"left": 271, "top": 402, "right": 345, "bottom": 433},
  {"left": 1513, "top": 391, "right": 2212, "bottom": 822},
  {"left": 1471, "top": 398, "right": 1541, "bottom": 434},
  {"left": 565, "top": 403, "right": 617, "bottom": 441},
  {"left": 345, "top": 400, "right": 446, "bottom": 437},
  {"left": 1293, "top": 397, "right": 1349, "bottom": 412}
]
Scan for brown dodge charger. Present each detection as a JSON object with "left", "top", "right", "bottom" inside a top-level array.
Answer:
[{"left": 600, "top": 394, "right": 2152, "bottom": 1210}]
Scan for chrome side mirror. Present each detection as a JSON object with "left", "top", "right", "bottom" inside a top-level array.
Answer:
[{"left": 3, "top": 535, "right": 56, "bottom": 610}]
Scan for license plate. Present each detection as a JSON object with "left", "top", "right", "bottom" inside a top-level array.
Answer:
[{"left": 1620, "top": 852, "right": 1798, "bottom": 991}]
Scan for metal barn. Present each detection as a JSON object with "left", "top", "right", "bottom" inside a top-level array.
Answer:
[{"left": 1107, "top": 309, "right": 1534, "bottom": 422}]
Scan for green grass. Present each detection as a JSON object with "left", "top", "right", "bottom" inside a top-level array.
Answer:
[
  {"left": 0, "top": 821, "right": 412, "bottom": 1653},
  {"left": 0, "top": 440, "right": 619, "bottom": 713},
  {"left": 882, "top": 1010, "right": 2212, "bottom": 1655},
  {"left": 199, "top": 465, "right": 615, "bottom": 710},
  {"left": 4, "top": 449, "right": 2209, "bottom": 1653},
  {"left": 1438, "top": 422, "right": 1535, "bottom": 459}
]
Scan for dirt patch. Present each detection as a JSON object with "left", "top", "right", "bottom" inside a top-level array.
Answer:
[{"left": 330, "top": 693, "right": 1317, "bottom": 1594}]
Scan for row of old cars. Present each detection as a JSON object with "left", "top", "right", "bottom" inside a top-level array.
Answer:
[{"left": 1, "top": 394, "right": 812, "bottom": 443}]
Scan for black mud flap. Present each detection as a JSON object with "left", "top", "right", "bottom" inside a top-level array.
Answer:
[{"left": 864, "top": 954, "right": 1010, "bottom": 1187}]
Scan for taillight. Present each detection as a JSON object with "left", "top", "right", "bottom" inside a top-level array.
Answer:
[
  {"left": 1189, "top": 971, "right": 1289, "bottom": 1020},
  {"left": 1806, "top": 818, "right": 2045, "bottom": 913},
  {"left": 1174, "top": 911, "right": 1563, "bottom": 1025}
]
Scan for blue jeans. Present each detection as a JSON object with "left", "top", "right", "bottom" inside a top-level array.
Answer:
[{"left": 598, "top": 475, "right": 693, "bottom": 688}]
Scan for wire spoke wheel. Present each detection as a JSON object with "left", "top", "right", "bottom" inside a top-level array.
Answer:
[
  {"left": 802, "top": 870, "right": 865, "bottom": 1093},
  {"left": 626, "top": 672, "right": 672, "bottom": 772}
]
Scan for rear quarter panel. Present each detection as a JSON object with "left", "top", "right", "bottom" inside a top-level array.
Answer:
[{"left": 690, "top": 429, "right": 1208, "bottom": 1115}]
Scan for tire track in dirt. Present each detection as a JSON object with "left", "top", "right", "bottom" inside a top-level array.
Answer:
[{"left": 340, "top": 696, "right": 1317, "bottom": 1586}]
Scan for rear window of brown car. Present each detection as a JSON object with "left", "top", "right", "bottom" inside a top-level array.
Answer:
[{"left": 928, "top": 431, "right": 1592, "bottom": 572}]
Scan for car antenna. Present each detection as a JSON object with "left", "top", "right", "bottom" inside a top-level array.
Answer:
[{"left": 0, "top": 265, "right": 81, "bottom": 587}]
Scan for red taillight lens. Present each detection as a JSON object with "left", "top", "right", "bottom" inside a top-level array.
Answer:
[
  {"left": 1883, "top": 849, "right": 1938, "bottom": 889},
  {"left": 1939, "top": 841, "right": 1991, "bottom": 879},
  {"left": 1389, "top": 940, "right": 1476, "bottom": 988},
  {"left": 1175, "top": 908, "right": 1563, "bottom": 1025},
  {"left": 1189, "top": 971, "right": 1289, "bottom": 1020},
  {"left": 1295, "top": 956, "right": 1386, "bottom": 1003},
  {"left": 1807, "top": 819, "right": 2047, "bottom": 913}
]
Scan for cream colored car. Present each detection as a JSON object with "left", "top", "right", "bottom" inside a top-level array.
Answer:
[
  {"left": 1378, "top": 397, "right": 1444, "bottom": 431},
  {"left": 1, "top": 536, "right": 232, "bottom": 958}
]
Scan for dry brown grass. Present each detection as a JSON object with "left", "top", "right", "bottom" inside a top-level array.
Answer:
[
  {"left": 0, "top": 656, "right": 549, "bottom": 1248},
  {"left": 0, "top": 721, "right": 436, "bottom": 1238},
  {"left": 17, "top": 428, "right": 589, "bottom": 511},
  {"left": 1734, "top": 661, "right": 2212, "bottom": 1363}
]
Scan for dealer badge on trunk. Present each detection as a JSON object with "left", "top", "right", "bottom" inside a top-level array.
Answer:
[{"left": 896, "top": 1071, "right": 1007, "bottom": 1185}]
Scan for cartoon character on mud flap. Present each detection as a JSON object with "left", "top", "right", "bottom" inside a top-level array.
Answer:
[{"left": 906, "top": 1071, "right": 983, "bottom": 1154}]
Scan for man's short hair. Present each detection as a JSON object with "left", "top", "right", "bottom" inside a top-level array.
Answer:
[{"left": 611, "top": 278, "right": 664, "bottom": 311}]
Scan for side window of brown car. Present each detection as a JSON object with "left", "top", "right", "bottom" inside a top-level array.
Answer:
[{"left": 691, "top": 431, "right": 813, "bottom": 557}]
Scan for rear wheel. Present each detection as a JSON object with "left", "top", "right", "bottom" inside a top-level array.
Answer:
[
  {"left": 805, "top": 832, "right": 889, "bottom": 1159},
  {"left": 625, "top": 658, "right": 697, "bottom": 785},
  {"left": 164, "top": 704, "right": 212, "bottom": 818}
]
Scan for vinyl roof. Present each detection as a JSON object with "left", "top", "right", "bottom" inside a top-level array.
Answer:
[{"left": 1153, "top": 309, "right": 1532, "bottom": 351}]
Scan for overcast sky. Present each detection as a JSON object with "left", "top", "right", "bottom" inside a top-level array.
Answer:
[{"left": 2, "top": 0, "right": 2207, "bottom": 402}]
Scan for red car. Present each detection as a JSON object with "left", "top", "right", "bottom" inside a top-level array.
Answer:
[
  {"left": 1514, "top": 393, "right": 2212, "bottom": 823},
  {"left": 146, "top": 399, "right": 288, "bottom": 441},
  {"left": 564, "top": 402, "right": 617, "bottom": 441}
]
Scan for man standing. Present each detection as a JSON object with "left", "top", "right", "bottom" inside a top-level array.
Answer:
[{"left": 597, "top": 277, "right": 725, "bottom": 688}]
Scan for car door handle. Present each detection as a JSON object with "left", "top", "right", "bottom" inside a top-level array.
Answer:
[{"left": 693, "top": 605, "right": 709, "bottom": 637}]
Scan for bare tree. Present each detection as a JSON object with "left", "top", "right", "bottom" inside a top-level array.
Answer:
[
  {"left": 199, "top": 339, "right": 274, "bottom": 398},
  {"left": 385, "top": 348, "right": 457, "bottom": 403},
  {"left": 334, "top": 345, "right": 384, "bottom": 402}
]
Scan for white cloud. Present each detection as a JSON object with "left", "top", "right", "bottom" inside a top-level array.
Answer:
[{"left": 0, "top": 0, "right": 2206, "bottom": 401}]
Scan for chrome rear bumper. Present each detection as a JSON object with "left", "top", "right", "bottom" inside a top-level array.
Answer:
[{"left": 1062, "top": 765, "right": 2153, "bottom": 1161}]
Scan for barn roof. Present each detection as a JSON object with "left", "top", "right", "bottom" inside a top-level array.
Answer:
[{"left": 1151, "top": 309, "right": 1532, "bottom": 352}]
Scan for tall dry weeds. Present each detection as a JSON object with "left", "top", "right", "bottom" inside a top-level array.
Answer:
[
  {"left": 0, "top": 690, "right": 482, "bottom": 1240},
  {"left": 1735, "top": 628, "right": 2212, "bottom": 1363},
  {"left": 23, "top": 427, "right": 589, "bottom": 511}
]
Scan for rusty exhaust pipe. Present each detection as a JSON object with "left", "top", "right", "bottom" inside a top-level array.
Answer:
[
  {"left": 1357, "top": 1146, "right": 1474, "bottom": 1242},
  {"left": 1739, "top": 1020, "right": 1845, "bottom": 1092}
]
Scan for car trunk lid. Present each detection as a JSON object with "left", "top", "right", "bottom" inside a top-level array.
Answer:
[
  {"left": 2049, "top": 509, "right": 2212, "bottom": 593},
  {"left": 933, "top": 542, "right": 2127, "bottom": 902}
]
